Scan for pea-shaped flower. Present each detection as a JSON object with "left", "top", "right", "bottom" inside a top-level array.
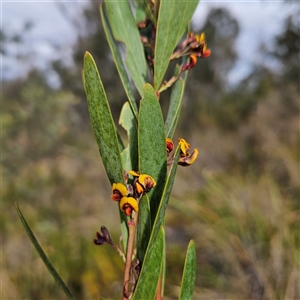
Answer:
[
  {"left": 120, "top": 196, "right": 139, "bottom": 216},
  {"left": 178, "top": 148, "right": 199, "bottom": 166},
  {"left": 128, "top": 171, "right": 156, "bottom": 196},
  {"left": 193, "top": 33, "right": 211, "bottom": 58},
  {"left": 111, "top": 183, "right": 128, "bottom": 201},
  {"left": 171, "top": 31, "right": 211, "bottom": 69},
  {"left": 178, "top": 138, "right": 199, "bottom": 166}
]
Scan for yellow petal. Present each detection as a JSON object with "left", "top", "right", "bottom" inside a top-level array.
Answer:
[
  {"left": 178, "top": 148, "right": 199, "bottom": 166},
  {"left": 135, "top": 182, "right": 145, "bottom": 195},
  {"left": 120, "top": 196, "right": 139, "bottom": 212},
  {"left": 195, "top": 32, "right": 205, "bottom": 43},
  {"left": 200, "top": 33, "right": 205, "bottom": 43},
  {"left": 178, "top": 138, "right": 190, "bottom": 156},
  {"left": 112, "top": 183, "right": 128, "bottom": 197},
  {"left": 139, "top": 174, "right": 156, "bottom": 191},
  {"left": 128, "top": 170, "right": 140, "bottom": 177},
  {"left": 188, "top": 148, "right": 199, "bottom": 164}
]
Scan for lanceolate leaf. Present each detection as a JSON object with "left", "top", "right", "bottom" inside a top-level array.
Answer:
[
  {"left": 136, "top": 195, "right": 151, "bottom": 263},
  {"left": 104, "top": 0, "right": 147, "bottom": 97},
  {"left": 134, "top": 147, "right": 180, "bottom": 297},
  {"left": 154, "top": 0, "right": 198, "bottom": 90},
  {"left": 83, "top": 52, "right": 128, "bottom": 250},
  {"left": 83, "top": 52, "right": 124, "bottom": 185},
  {"left": 100, "top": 5, "right": 138, "bottom": 119},
  {"left": 150, "top": 145, "right": 180, "bottom": 244},
  {"left": 138, "top": 84, "right": 167, "bottom": 223},
  {"left": 118, "top": 102, "right": 136, "bottom": 251},
  {"left": 131, "top": 227, "right": 165, "bottom": 300},
  {"left": 179, "top": 240, "right": 197, "bottom": 300},
  {"left": 165, "top": 65, "right": 188, "bottom": 139},
  {"left": 15, "top": 203, "right": 76, "bottom": 300},
  {"left": 119, "top": 102, "right": 138, "bottom": 172}
]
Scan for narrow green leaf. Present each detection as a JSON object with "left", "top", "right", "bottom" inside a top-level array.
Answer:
[
  {"left": 179, "top": 240, "right": 197, "bottom": 300},
  {"left": 120, "top": 215, "right": 129, "bottom": 257},
  {"left": 104, "top": 0, "right": 147, "bottom": 96},
  {"left": 137, "top": 134, "right": 180, "bottom": 300},
  {"left": 83, "top": 52, "right": 128, "bottom": 249},
  {"left": 165, "top": 66, "right": 188, "bottom": 139},
  {"left": 117, "top": 130, "right": 125, "bottom": 152},
  {"left": 161, "top": 233, "right": 166, "bottom": 297},
  {"left": 83, "top": 52, "right": 124, "bottom": 184},
  {"left": 132, "top": 227, "right": 165, "bottom": 300},
  {"left": 119, "top": 102, "right": 138, "bottom": 172},
  {"left": 154, "top": 0, "right": 198, "bottom": 90},
  {"left": 100, "top": 5, "right": 138, "bottom": 119},
  {"left": 15, "top": 203, "right": 76, "bottom": 300},
  {"left": 133, "top": 147, "right": 180, "bottom": 298},
  {"left": 150, "top": 145, "right": 180, "bottom": 243},
  {"left": 136, "top": 195, "right": 151, "bottom": 263},
  {"left": 132, "top": 147, "right": 179, "bottom": 298},
  {"left": 138, "top": 84, "right": 167, "bottom": 223}
]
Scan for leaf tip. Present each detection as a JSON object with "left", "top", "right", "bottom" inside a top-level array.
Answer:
[
  {"left": 189, "top": 239, "right": 195, "bottom": 246},
  {"left": 84, "top": 51, "right": 94, "bottom": 65},
  {"left": 15, "top": 201, "right": 20, "bottom": 210},
  {"left": 142, "top": 83, "right": 154, "bottom": 93}
]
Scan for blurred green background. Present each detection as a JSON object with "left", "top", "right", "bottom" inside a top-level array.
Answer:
[{"left": 2, "top": 2, "right": 299, "bottom": 299}]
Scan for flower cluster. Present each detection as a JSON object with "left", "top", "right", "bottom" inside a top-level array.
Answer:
[
  {"left": 110, "top": 138, "right": 198, "bottom": 217},
  {"left": 158, "top": 32, "right": 210, "bottom": 93},
  {"left": 111, "top": 171, "right": 156, "bottom": 217},
  {"left": 166, "top": 137, "right": 199, "bottom": 167},
  {"left": 171, "top": 32, "right": 211, "bottom": 71}
]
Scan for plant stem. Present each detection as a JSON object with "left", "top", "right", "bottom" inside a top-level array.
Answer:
[
  {"left": 155, "top": 275, "right": 163, "bottom": 300},
  {"left": 122, "top": 213, "right": 139, "bottom": 299}
]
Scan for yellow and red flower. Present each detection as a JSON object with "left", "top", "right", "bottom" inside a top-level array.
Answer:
[
  {"left": 178, "top": 148, "right": 199, "bottom": 166},
  {"left": 172, "top": 32, "right": 210, "bottom": 72},
  {"left": 194, "top": 33, "right": 211, "bottom": 58},
  {"left": 111, "top": 183, "right": 128, "bottom": 201},
  {"left": 178, "top": 138, "right": 199, "bottom": 166},
  {"left": 128, "top": 170, "right": 156, "bottom": 196},
  {"left": 120, "top": 196, "right": 139, "bottom": 216}
]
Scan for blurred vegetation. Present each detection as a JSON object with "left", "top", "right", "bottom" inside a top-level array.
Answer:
[{"left": 2, "top": 2, "right": 299, "bottom": 299}]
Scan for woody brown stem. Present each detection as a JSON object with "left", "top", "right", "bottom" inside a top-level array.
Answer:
[
  {"left": 155, "top": 275, "right": 163, "bottom": 300},
  {"left": 122, "top": 213, "right": 139, "bottom": 299}
]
